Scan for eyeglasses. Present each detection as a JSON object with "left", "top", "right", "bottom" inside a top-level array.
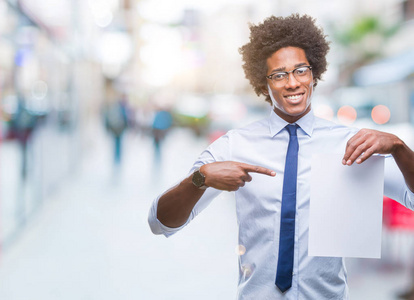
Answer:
[{"left": 266, "top": 66, "right": 313, "bottom": 87}]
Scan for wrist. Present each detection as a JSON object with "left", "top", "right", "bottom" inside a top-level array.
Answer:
[
  {"left": 200, "top": 164, "right": 210, "bottom": 188},
  {"left": 192, "top": 167, "right": 208, "bottom": 190},
  {"left": 391, "top": 138, "right": 406, "bottom": 156}
]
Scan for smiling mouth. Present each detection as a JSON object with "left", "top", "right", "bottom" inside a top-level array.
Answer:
[{"left": 285, "top": 93, "right": 304, "bottom": 101}]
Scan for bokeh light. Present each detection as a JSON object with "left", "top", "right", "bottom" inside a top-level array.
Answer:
[
  {"left": 139, "top": 25, "right": 186, "bottom": 86},
  {"left": 371, "top": 104, "right": 391, "bottom": 124},
  {"left": 240, "top": 263, "right": 255, "bottom": 279},
  {"left": 236, "top": 245, "right": 246, "bottom": 256},
  {"left": 337, "top": 105, "right": 357, "bottom": 125},
  {"left": 31, "top": 80, "right": 48, "bottom": 100},
  {"left": 314, "top": 104, "right": 334, "bottom": 121}
]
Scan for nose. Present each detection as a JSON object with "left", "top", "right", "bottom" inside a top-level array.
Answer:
[{"left": 284, "top": 72, "right": 300, "bottom": 89}]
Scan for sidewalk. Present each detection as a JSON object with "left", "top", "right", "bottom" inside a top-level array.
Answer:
[
  {"left": 0, "top": 126, "right": 412, "bottom": 299},
  {"left": 0, "top": 128, "right": 239, "bottom": 300}
]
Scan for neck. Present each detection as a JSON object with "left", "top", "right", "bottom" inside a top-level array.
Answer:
[{"left": 273, "top": 105, "right": 311, "bottom": 123}]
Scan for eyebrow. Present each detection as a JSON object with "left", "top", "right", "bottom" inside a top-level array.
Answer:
[{"left": 270, "top": 62, "right": 308, "bottom": 74}]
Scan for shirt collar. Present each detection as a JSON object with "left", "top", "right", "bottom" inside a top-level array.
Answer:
[{"left": 268, "top": 108, "right": 314, "bottom": 137}]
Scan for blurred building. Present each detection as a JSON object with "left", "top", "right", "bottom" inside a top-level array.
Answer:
[
  {"left": 324, "top": 0, "right": 414, "bottom": 129},
  {"left": 0, "top": 0, "right": 123, "bottom": 248}
]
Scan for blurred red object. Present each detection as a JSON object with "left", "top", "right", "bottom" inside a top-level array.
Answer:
[
  {"left": 383, "top": 196, "right": 414, "bottom": 230},
  {"left": 208, "top": 130, "right": 226, "bottom": 144}
]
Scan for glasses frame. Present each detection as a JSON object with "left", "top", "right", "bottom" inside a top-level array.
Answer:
[{"left": 266, "top": 65, "right": 313, "bottom": 87}]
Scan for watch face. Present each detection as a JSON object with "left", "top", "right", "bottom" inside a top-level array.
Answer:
[{"left": 192, "top": 170, "right": 205, "bottom": 187}]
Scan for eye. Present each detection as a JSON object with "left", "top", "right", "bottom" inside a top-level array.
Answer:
[
  {"left": 272, "top": 73, "right": 287, "bottom": 81},
  {"left": 295, "top": 67, "right": 308, "bottom": 76}
]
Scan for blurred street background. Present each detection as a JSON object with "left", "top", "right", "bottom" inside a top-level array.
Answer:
[{"left": 1, "top": 0, "right": 414, "bottom": 299}]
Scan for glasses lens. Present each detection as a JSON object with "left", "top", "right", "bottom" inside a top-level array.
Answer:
[
  {"left": 293, "top": 67, "right": 311, "bottom": 82},
  {"left": 271, "top": 73, "right": 287, "bottom": 87}
]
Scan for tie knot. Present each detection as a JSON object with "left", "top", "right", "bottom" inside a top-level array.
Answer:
[{"left": 286, "top": 124, "right": 298, "bottom": 136}]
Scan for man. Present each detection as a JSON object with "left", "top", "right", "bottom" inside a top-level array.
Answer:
[{"left": 148, "top": 14, "right": 414, "bottom": 299}]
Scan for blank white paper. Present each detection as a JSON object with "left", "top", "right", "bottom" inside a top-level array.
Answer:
[{"left": 308, "top": 154, "right": 384, "bottom": 258}]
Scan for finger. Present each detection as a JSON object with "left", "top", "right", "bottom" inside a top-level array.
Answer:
[
  {"left": 345, "top": 142, "right": 370, "bottom": 165},
  {"left": 229, "top": 185, "right": 239, "bottom": 192},
  {"left": 356, "top": 146, "right": 376, "bottom": 164},
  {"left": 240, "top": 163, "right": 276, "bottom": 176},
  {"left": 243, "top": 174, "right": 253, "bottom": 182},
  {"left": 355, "top": 148, "right": 374, "bottom": 164},
  {"left": 343, "top": 133, "right": 367, "bottom": 165}
]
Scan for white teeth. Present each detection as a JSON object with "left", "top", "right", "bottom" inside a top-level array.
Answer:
[{"left": 286, "top": 94, "right": 301, "bottom": 100}]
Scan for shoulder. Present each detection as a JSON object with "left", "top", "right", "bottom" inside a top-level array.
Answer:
[
  {"left": 206, "top": 117, "right": 269, "bottom": 155},
  {"left": 310, "top": 116, "right": 360, "bottom": 152},
  {"left": 313, "top": 116, "right": 359, "bottom": 137},
  {"left": 227, "top": 117, "right": 270, "bottom": 137}
]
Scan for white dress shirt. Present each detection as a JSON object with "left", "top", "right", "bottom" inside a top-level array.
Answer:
[{"left": 148, "top": 109, "right": 414, "bottom": 299}]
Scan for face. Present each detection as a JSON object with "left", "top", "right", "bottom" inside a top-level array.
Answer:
[{"left": 263, "top": 47, "right": 314, "bottom": 123}]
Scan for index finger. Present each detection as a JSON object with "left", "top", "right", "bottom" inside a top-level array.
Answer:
[{"left": 240, "top": 163, "right": 276, "bottom": 176}]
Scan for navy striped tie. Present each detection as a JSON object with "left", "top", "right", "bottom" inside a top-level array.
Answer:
[{"left": 275, "top": 124, "right": 299, "bottom": 293}]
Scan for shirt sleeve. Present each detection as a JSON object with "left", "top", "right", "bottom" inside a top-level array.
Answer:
[
  {"left": 148, "top": 133, "right": 231, "bottom": 237},
  {"left": 384, "top": 156, "right": 414, "bottom": 209}
]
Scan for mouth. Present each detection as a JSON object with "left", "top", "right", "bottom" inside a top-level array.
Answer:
[{"left": 284, "top": 92, "right": 305, "bottom": 103}]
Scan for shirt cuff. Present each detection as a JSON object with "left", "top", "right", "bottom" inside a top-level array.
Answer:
[
  {"left": 406, "top": 184, "right": 414, "bottom": 203},
  {"left": 154, "top": 218, "right": 189, "bottom": 238},
  {"left": 148, "top": 191, "right": 191, "bottom": 238}
]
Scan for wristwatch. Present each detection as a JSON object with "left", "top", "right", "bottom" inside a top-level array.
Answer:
[{"left": 192, "top": 168, "right": 208, "bottom": 189}]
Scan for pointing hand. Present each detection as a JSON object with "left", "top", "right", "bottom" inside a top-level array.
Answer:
[{"left": 200, "top": 161, "right": 276, "bottom": 191}]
